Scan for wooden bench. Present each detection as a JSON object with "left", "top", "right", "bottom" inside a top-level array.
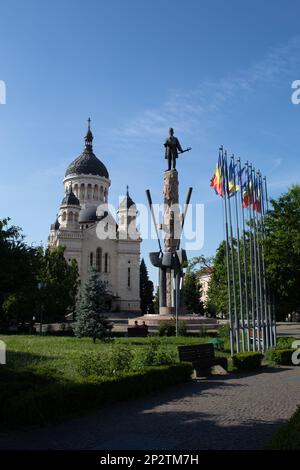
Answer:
[
  {"left": 127, "top": 327, "right": 148, "bottom": 337},
  {"left": 178, "top": 343, "right": 228, "bottom": 376}
]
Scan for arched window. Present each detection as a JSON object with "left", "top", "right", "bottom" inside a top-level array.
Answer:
[
  {"left": 104, "top": 188, "right": 108, "bottom": 202},
  {"left": 67, "top": 211, "right": 73, "bottom": 222},
  {"left": 74, "top": 212, "right": 78, "bottom": 222},
  {"left": 62, "top": 211, "right": 66, "bottom": 221},
  {"left": 127, "top": 267, "right": 131, "bottom": 288},
  {"left": 100, "top": 186, "right": 104, "bottom": 201},
  {"left": 74, "top": 184, "right": 78, "bottom": 197},
  {"left": 87, "top": 184, "right": 92, "bottom": 199},
  {"left": 93, "top": 185, "right": 98, "bottom": 200},
  {"left": 96, "top": 247, "right": 102, "bottom": 272},
  {"left": 89, "top": 252, "right": 94, "bottom": 267},
  {"left": 80, "top": 184, "right": 85, "bottom": 199},
  {"left": 104, "top": 253, "right": 109, "bottom": 273}
]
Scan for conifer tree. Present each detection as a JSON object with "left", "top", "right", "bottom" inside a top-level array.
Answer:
[
  {"left": 140, "top": 259, "right": 154, "bottom": 314},
  {"left": 73, "top": 268, "right": 111, "bottom": 342}
]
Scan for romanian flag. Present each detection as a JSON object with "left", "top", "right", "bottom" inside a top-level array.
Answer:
[{"left": 210, "top": 153, "right": 224, "bottom": 196}]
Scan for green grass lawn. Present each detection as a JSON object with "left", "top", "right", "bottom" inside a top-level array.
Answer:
[
  {"left": 0, "top": 334, "right": 228, "bottom": 428},
  {"left": 0, "top": 334, "right": 231, "bottom": 380}
]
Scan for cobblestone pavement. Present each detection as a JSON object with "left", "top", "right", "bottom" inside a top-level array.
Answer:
[{"left": 1, "top": 366, "right": 299, "bottom": 450}]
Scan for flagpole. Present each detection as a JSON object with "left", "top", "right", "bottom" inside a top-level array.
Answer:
[
  {"left": 246, "top": 163, "right": 256, "bottom": 351},
  {"left": 249, "top": 164, "right": 262, "bottom": 351},
  {"left": 262, "top": 175, "right": 273, "bottom": 346},
  {"left": 237, "top": 157, "right": 251, "bottom": 351},
  {"left": 254, "top": 171, "right": 266, "bottom": 351},
  {"left": 225, "top": 151, "right": 240, "bottom": 352},
  {"left": 251, "top": 166, "right": 262, "bottom": 351},
  {"left": 264, "top": 176, "right": 277, "bottom": 346},
  {"left": 258, "top": 172, "right": 270, "bottom": 349},
  {"left": 220, "top": 147, "right": 235, "bottom": 355},
  {"left": 232, "top": 155, "right": 246, "bottom": 351}
]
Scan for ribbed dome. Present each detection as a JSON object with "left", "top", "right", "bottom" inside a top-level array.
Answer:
[
  {"left": 65, "top": 120, "right": 109, "bottom": 178},
  {"left": 65, "top": 148, "right": 109, "bottom": 178}
]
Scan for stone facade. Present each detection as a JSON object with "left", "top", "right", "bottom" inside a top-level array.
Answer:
[{"left": 48, "top": 122, "right": 141, "bottom": 312}]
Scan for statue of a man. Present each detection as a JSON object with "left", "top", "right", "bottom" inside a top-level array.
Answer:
[{"left": 164, "top": 128, "right": 183, "bottom": 171}]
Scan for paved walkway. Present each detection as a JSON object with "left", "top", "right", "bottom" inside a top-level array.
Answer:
[{"left": 1, "top": 366, "right": 299, "bottom": 450}]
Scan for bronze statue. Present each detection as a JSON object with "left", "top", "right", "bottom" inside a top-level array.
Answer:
[{"left": 164, "top": 128, "right": 191, "bottom": 171}]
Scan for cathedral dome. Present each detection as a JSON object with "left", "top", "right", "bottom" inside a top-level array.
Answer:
[{"left": 65, "top": 120, "right": 109, "bottom": 179}]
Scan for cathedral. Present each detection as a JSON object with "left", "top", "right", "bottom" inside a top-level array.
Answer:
[{"left": 48, "top": 121, "right": 141, "bottom": 312}]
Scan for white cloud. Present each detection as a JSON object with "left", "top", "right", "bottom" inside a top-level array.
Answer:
[{"left": 110, "top": 36, "right": 300, "bottom": 144}]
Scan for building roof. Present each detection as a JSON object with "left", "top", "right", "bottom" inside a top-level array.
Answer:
[
  {"left": 50, "top": 217, "right": 60, "bottom": 231},
  {"left": 61, "top": 185, "right": 80, "bottom": 206},
  {"left": 65, "top": 120, "right": 109, "bottom": 179}
]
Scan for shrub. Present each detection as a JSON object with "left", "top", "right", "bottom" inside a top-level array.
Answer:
[
  {"left": 133, "top": 341, "right": 159, "bottom": 368},
  {"left": 232, "top": 352, "right": 263, "bottom": 371},
  {"left": 158, "top": 321, "right": 176, "bottom": 337},
  {"left": 133, "top": 342, "right": 177, "bottom": 369},
  {"left": 277, "top": 337, "right": 300, "bottom": 349},
  {"left": 178, "top": 321, "right": 187, "bottom": 336},
  {"left": 265, "top": 406, "right": 300, "bottom": 449},
  {"left": 77, "top": 345, "right": 134, "bottom": 377},
  {"left": 0, "top": 363, "right": 193, "bottom": 426},
  {"left": 218, "top": 323, "right": 230, "bottom": 339},
  {"left": 266, "top": 348, "right": 296, "bottom": 366}
]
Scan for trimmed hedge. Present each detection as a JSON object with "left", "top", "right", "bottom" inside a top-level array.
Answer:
[
  {"left": 0, "top": 363, "right": 193, "bottom": 427},
  {"left": 277, "top": 337, "right": 300, "bottom": 349},
  {"left": 266, "top": 406, "right": 300, "bottom": 449},
  {"left": 232, "top": 352, "right": 263, "bottom": 371},
  {"left": 267, "top": 348, "right": 295, "bottom": 366}
]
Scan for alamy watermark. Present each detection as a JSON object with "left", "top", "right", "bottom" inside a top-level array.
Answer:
[
  {"left": 292, "top": 340, "right": 300, "bottom": 365},
  {"left": 0, "top": 80, "right": 6, "bottom": 104},
  {"left": 291, "top": 80, "right": 300, "bottom": 104},
  {"left": 94, "top": 201, "right": 205, "bottom": 251}
]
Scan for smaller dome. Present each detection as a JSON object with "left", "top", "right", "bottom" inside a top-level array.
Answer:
[
  {"left": 61, "top": 187, "right": 80, "bottom": 206},
  {"left": 119, "top": 186, "right": 136, "bottom": 210},
  {"left": 50, "top": 218, "right": 60, "bottom": 231}
]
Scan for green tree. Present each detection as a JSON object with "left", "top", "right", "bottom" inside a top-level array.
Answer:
[
  {"left": 140, "top": 259, "right": 154, "bottom": 314},
  {"left": 184, "top": 271, "right": 204, "bottom": 314},
  {"left": 73, "top": 268, "right": 112, "bottom": 343},
  {"left": 39, "top": 247, "right": 80, "bottom": 322},
  {"left": 206, "top": 241, "right": 229, "bottom": 316},
  {"left": 0, "top": 218, "right": 40, "bottom": 328},
  {"left": 264, "top": 185, "right": 300, "bottom": 318}
]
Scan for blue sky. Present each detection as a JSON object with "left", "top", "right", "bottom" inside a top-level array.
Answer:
[{"left": 1, "top": 0, "right": 300, "bottom": 283}]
